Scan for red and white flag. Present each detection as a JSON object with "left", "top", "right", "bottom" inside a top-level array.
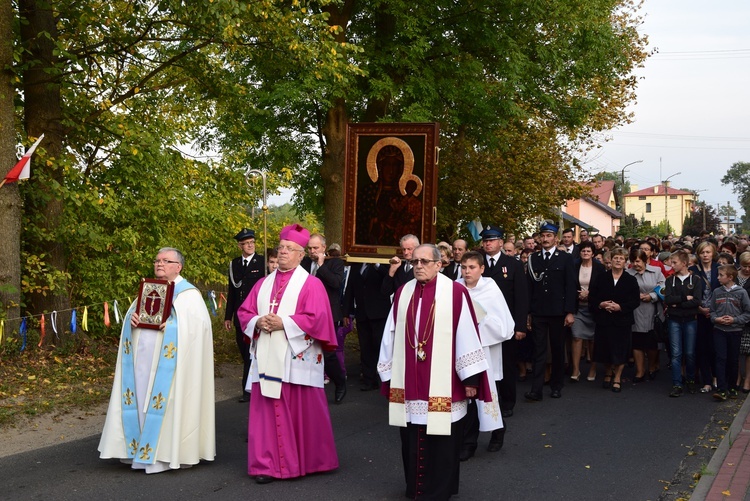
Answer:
[{"left": 3, "top": 134, "right": 45, "bottom": 184}]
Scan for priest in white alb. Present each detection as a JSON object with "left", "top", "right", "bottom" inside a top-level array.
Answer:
[
  {"left": 378, "top": 244, "right": 499, "bottom": 500},
  {"left": 237, "top": 224, "right": 339, "bottom": 484},
  {"left": 98, "top": 247, "right": 215, "bottom": 474}
]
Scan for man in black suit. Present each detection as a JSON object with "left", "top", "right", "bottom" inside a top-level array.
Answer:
[
  {"left": 479, "top": 225, "right": 529, "bottom": 419},
  {"left": 302, "top": 233, "right": 347, "bottom": 403},
  {"left": 225, "top": 228, "right": 265, "bottom": 402},
  {"left": 561, "top": 228, "right": 580, "bottom": 259},
  {"left": 344, "top": 262, "right": 391, "bottom": 391},
  {"left": 441, "top": 238, "right": 467, "bottom": 280},
  {"left": 525, "top": 222, "right": 577, "bottom": 401},
  {"left": 380, "top": 234, "right": 419, "bottom": 298}
]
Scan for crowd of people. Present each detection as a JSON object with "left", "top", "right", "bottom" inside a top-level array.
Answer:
[{"left": 96, "top": 221, "right": 750, "bottom": 501}]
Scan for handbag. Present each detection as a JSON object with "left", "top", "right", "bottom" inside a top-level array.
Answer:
[{"left": 652, "top": 303, "right": 668, "bottom": 343}]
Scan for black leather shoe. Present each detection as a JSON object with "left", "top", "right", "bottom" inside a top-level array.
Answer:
[
  {"left": 501, "top": 408, "right": 513, "bottom": 418},
  {"left": 487, "top": 429, "right": 505, "bottom": 452},
  {"left": 360, "top": 382, "right": 378, "bottom": 391},
  {"left": 255, "top": 475, "right": 274, "bottom": 484},
  {"left": 335, "top": 384, "right": 347, "bottom": 404},
  {"left": 550, "top": 389, "right": 562, "bottom": 399},
  {"left": 459, "top": 447, "right": 475, "bottom": 462},
  {"left": 238, "top": 394, "right": 250, "bottom": 403},
  {"left": 524, "top": 391, "right": 542, "bottom": 402}
]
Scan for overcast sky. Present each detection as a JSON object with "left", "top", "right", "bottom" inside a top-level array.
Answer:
[{"left": 583, "top": 0, "right": 750, "bottom": 214}]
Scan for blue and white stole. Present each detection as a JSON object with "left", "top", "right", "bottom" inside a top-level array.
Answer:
[{"left": 120, "top": 279, "right": 195, "bottom": 464}]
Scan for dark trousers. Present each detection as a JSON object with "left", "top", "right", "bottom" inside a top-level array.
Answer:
[
  {"left": 498, "top": 338, "right": 517, "bottom": 411},
  {"left": 713, "top": 328, "right": 742, "bottom": 392},
  {"left": 234, "top": 318, "right": 251, "bottom": 397},
  {"left": 531, "top": 315, "right": 566, "bottom": 394},
  {"left": 696, "top": 315, "right": 715, "bottom": 386},
  {"left": 401, "top": 418, "right": 463, "bottom": 500},
  {"left": 357, "top": 317, "right": 387, "bottom": 387},
  {"left": 324, "top": 320, "right": 346, "bottom": 388}
]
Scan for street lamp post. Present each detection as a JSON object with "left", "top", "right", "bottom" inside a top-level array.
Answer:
[
  {"left": 621, "top": 159, "right": 643, "bottom": 186},
  {"left": 661, "top": 172, "right": 681, "bottom": 235}
]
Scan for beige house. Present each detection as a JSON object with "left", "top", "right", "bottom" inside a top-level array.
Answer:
[
  {"left": 564, "top": 180, "right": 623, "bottom": 237},
  {"left": 623, "top": 183, "right": 695, "bottom": 235}
]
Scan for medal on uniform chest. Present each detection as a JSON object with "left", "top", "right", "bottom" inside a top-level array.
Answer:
[{"left": 502, "top": 266, "right": 508, "bottom": 278}]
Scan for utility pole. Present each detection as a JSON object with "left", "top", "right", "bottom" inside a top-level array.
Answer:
[{"left": 662, "top": 172, "right": 681, "bottom": 236}]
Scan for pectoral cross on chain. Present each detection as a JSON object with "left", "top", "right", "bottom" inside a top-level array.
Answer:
[{"left": 269, "top": 298, "right": 280, "bottom": 312}]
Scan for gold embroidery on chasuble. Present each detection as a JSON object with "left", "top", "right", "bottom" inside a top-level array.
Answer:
[
  {"left": 390, "top": 387, "right": 405, "bottom": 404},
  {"left": 428, "top": 396, "right": 452, "bottom": 413},
  {"left": 483, "top": 390, "right": 500, "bottom": 420}
]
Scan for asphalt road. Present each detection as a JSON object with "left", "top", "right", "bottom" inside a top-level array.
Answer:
[{"left": 1, "top": 359, "right": 728, "bottom": 501}]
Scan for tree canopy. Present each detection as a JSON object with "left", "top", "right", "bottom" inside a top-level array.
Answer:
[
  {"left": 2, "top": 0, "right": 649, "bottom": 334},
  {"left": 721, "top": 161, "right": 750, "bottom": 232}
]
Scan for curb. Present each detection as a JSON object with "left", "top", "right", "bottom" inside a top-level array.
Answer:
[{"left": 692, "top": 393, "right": 750, "bottom": 499}]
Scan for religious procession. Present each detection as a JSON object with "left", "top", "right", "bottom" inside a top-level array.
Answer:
[
  {"left": 90, "top": 212, "right": 750, "bottom": 500},
  {"left": 4, "top": 2, "right": 750, "bottom": 500}
]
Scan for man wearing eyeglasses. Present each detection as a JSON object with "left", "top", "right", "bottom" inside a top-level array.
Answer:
[
  {"left": 381, "top": 233, "right": 420, "bottom": 298},
  {"left": 237, "top": 224, "right": 339, "bottom": 484},
  {"left": 225, "top": 228, "right": 266, "bottom": 403},
  {"left": 99, "top": 247, "right": 216, "bottom": 474},
  {"left": 378, "top": 244, "right": 498, "bottom": 500}
]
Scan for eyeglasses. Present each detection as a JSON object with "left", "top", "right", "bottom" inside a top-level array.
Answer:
[
  {"left": 153, "top": 259, "right": 180, "bottom": 265},
  {"left": 277, "top": 245, "right": 303, "bottom": 253},
  {"left": 409, "top": 258, "right": 439, "bottom": 267}
]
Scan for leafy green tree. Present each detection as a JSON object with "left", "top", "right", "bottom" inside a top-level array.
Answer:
[
  {"left": 682, "top": 203, "right": 721, "bottom": 237},
  {"left": 211, "top": 0, "right": 649, "bottom": 242},
  {"left": 9, "top": 0, "right": 354, "bottom": 331},
  {"left": 721, "top": 161, "right": 750, "bottom": 231}
]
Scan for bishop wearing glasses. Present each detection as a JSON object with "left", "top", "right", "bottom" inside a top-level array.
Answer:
[
  {"left": 378, "top": 244, "right": 499, "bottom": 500},
  {"left": 237, "top": 224, "right": 339, "bottom": 484}
]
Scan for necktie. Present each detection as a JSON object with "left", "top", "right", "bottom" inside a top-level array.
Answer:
[
  {"left": 311, "top": 263, "right": 318, "bottom": 276},
  {"left": 405, "top": 263, "right": 411, "bottom": 273},
  {"left": 544, "top": 251, "right": 550, "bottom": 262},
  {"left": 243, "top": 259, "right": 248, "bottom": 268},
  {"left": 455, "top": 262, "right": 461, "bottom": 278},
  {"left": 489, "top": 257, "right": 495, "bottom": 270},
  {"left": 360, "top": 263, "right": 368, "bottom": 276}
]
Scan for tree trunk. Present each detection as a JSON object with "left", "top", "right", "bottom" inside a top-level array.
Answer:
[
  {"left": 19, "top": 0, "right": 70, "bottom": 337},
  {"left": 0, "top": 0, "right": 21, "bottom": 329},
  {"left": 320, "top": 1, "right": 355, "bottom": 246},
  {"left": 321, "top": 98, "right": 347, "bottom": 246}
]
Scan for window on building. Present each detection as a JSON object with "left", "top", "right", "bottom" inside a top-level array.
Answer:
[
  {"left": 670, "top": 195, "right": 677, "bottom": 199},
  {"left": 646, "top": 203, "right": 652, "bottom": 213},
  {"left": 639, "top": 196, "right": 646, "bottom": 200}
]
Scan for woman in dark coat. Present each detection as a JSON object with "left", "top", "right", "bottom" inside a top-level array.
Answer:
[
  {"left": 570, "top": 240, "right": 606, "bottom": 382},
  {"left": 589, "top": 247, "right": 641, "bottom": 393}
]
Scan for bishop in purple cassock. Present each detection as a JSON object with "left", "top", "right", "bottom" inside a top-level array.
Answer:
[{"left": 237, "top": 224, "right": 339, "bottom": 484}]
